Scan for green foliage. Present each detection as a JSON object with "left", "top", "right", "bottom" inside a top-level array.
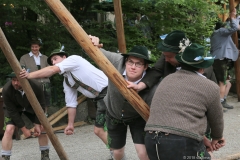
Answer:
[
  {"left": 0, "top": 0, "right": 230, "bottom": 104},
  {"left": 145, "top": 0, "right": 222, "bottom": 43},
  {"left": 0, "top": 0, "right": 72, "bottom": 105},
  {"left": 119, "top": 0, "right": 224, "bottom": 60}
]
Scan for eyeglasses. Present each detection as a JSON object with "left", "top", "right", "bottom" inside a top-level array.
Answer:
[{"left": 126, "top": 59, "right": 144, "bottom": 68}]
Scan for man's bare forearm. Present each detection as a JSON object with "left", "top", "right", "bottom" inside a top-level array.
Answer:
[
  {"left": 20, "top": 66, "right": 60, "bottom": 79},
  {"left": 67, "top": 107, "right": 76, "bottom": 126}
]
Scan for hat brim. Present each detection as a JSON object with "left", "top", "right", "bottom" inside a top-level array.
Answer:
[
  {"left": 175, "top": 53, "right": 214, "bottom": 69},
  {"left": 6, "top": 72, "right": 16, "bottom": 78},
  {"left": 47, "top": 52, "right": 68, "bottom": 65},
  {"left": 121, "top": 52, "right": 154, "bottom": 64},
  {"left": 157, "top": 41, "right": 180, "bottom": 53}
]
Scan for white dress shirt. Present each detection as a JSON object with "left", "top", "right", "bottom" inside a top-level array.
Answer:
[{"left": 55, "top": 55, "right": 108, "bottom": 108}]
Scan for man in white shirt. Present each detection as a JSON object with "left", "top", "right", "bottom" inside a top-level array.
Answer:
[
  {"left": 20, "top": 40, "right": 51, "bottom": 116},
  {"left": 19, "top": 44, "right": 111, "bottom": 158}
]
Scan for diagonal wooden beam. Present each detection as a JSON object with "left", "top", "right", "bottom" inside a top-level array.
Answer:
[
  {"left": 44, "top": 0, "right": 150, "bottom": 121},
  {"left": 219, "top": 0, "right": 240, "bottom": 22},
  {"left": 229, "top": 0, "right": 240, "bottom": 101},
  {"left": 113, "top": 0, "right": 126, "bottom": 53},
  {"left": 0, "top": 28, "right": 69, "bottom": 160},
  {"left": 221, "top": 152, "right": 240, "bottom": 160},
  {"left": 20, "top": 95, "right": 87, "bottom": 140}
]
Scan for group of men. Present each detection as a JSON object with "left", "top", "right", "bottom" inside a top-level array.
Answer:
[{"left": 1, "top": 9, "right": 239, "bottom": 160}]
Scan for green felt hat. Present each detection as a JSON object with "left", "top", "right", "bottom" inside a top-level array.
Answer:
[
  {"left": 6, "top": 72, "right": 16, "bottom": 78},
  {"left": 175, "top": 43, "right": 214, "bottom": 69},
  {"left": 121, "top": 46, "right": 154, "bottom": 64},
  {"left": 157, "top": 30, "right": 188, "bottom": 53},
  {"left": 47, "top": 43, "right": 68, "bottom": 65}
]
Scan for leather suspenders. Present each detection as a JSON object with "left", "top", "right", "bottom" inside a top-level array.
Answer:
[{"left": 64, "top": 72, "right": 100, "bottom": 96}]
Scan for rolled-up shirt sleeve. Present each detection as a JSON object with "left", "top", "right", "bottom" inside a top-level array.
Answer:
[{"left": 63, "top": 79, "right": 78, "bottom": 108}]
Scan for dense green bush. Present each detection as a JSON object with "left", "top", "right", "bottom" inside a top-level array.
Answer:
[{"left": 0, "top": 0, "right": 228, "bottom": 106}]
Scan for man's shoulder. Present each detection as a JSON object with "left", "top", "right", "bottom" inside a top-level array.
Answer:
[
  {"left": 20, "top": 53, "right": 30, "bottom": 59},
  {"left": 204, "top": 78, "right": 219, "bottom": 90},
  {"left": 41, "top": 54, "right": 48, "bottom": 59},
  {"left": 65, "top": 55, "right": 83, "bottom": 61},
  {"left": 68, "top": 55, "right": 80, "bottom": 58},
  {"left": 3, "top": 81, "right": 12, "bottom": 91},
  {"left": 186, "top": 71, "right": 220, "bottom": 91},
  {"left": 28, "top": 79, "right": 42, "bottom": 89},
  {"left": 100, "top": 48, "right": 123, "bottom": 61},
  {"left": 2, "top": 81, "right": 14, "bottom": 98}
]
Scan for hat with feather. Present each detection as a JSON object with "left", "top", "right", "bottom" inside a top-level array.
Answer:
[
  {"left": 47, "top": 43, "right": 68, "bottom": 65},
  {"left": 175, "top": 43, "right": 214, "bottom": 69}
]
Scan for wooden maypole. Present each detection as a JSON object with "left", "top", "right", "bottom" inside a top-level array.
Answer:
[
  {"left": 229, "top": 0, "right": 240, "bottom": 101},
  {"left": 113, "top": 0, "right": 126, "bottom": 53},
  {"left": 0, "top": 28, "right": 69, "bottom": 160},
  {"left": 43, "top": 0, "right": 150, "bottom": 121}
]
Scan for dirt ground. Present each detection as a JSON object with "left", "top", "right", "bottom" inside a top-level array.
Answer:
[{"left": 0, "top": 94, "right": 240, "bottom": 160}]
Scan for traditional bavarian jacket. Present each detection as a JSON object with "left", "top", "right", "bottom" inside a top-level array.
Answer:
[
  {"left": 20, "top": 52, "right": 50, "bottom": 84},
  {"left": 55, "top": 55, "right": 108, "bottom": 108},
  {"left": 100, "top": 49, "right": 159, "bottom": 121},
  {"left": 210, "top": 18, "right": 239, "bottom": 61},
  {"left": 2, "top": 79, "right": 45, "bottom": 128},
  {"left": 145, "top": 70, "right": 223, "bottom": 141}
]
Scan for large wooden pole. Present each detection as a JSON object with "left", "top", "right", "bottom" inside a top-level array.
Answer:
[
  {"left": 0, "top": 28, "right": 69, "bottom": 160},
  {"left": 229, "top": 0, "right": 240, "bottom": 101},
  {"left": 44, "top": 0, "right": 150, "bottom": 121},
  {"left": 221, "top": 152, "right": 240, "bottom": 160},
  {"left": 219, "top": 1, "right": 239, "bottom": 22},
  {"left": 113, "top": 0, "right": 126, "bottom": 53},
  {"left": 222, "top": 4, "right": 227, "bottom": 22}
]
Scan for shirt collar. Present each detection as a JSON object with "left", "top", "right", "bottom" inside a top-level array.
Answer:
[
  {"left": 29, "top": 51, "right": 42, "bottom": 57},
  {"left": 18, "top": 90, "right": 25, "bottom": 96},
  {"left": 176, "top": 67, "right": 181, "bottom": 70},
  {"left": 195, "top": 71, "right": 206, "bottom": 78},
  {"left": 178, "top": 67, "right": 206, "bottom": 78},
  {"left": 122, "top": 69, "right": 146, "bottom": 84}
]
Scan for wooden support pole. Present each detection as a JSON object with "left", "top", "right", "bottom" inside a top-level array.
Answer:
[
  {"left": 229, "top": 0, "right": 240, "bottom": 101},
  {"left": 48, "top": 107, "right": 66, "bottom": 122},
  {"left": 221, "top": 152, "right": 240, "bottom": 160},
  {"left": 234, "top": 0, "right": 240, "bottom": 7},
  {"left": 222, "top": 4, "right": 227, "bottom": 22},
  {"left": 44, "top": 0, "right": 150, "bottom": 121},
  {"left": 52, "top": 121, "right": 87, "bottom": 132},
  {"left": 20, "top": 121, "right": 87, "bottom": 140},
  {"left": 20, "top": 109, "right": 69, "bottom": 140},
  {"left": 113, "top": 0, "right": 126, "bottom": 53},
  {"left": 0, "top": 28, "right": 69, "bottom": 160},
  {"left": 48, "top": 95, "right": 86, "bottom": 123},
  {"left": 219, "top": 1, "right": 239, "bottom": 22},
  {"left": 50, "top": 95, "right": 86, "bottom": 126},
  {"left": 50, "top": 110, "right": 67, "bottom": 126},
  {"left": 21, "top": 95, "right": 87, "bottom": 139}
]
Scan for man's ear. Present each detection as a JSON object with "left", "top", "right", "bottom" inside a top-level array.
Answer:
[{"left": 144, "top": 64, "right": 149, "bottom": 71}]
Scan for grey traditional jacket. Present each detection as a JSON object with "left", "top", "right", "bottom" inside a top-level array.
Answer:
[
  {"left": 2, "top": 79, "right": 45, "bottom": 128},
  {"left": 140, "top": 54, "right": 217, "bottom": 88},
  {"left": 145, "top": 70, "right": 223, "bottom": 141},
  {"left": 20, "top": 53, "right": 50, "bottom": 83},
  {"left": 210, "top": 18, "right": 239, "bottom": 61},
  {"left": 100, "top": 49, "right": 159, "bottom": 121}
]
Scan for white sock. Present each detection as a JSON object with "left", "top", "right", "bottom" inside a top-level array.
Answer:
[
  {"left": 121, "top": 154, "right": 127, "bottom": 160},
  {"left": 1, "top": 150, "right": 11, "bottom": 156},
  {"left": 39, "top": 145, "right": 50, "bottom": 151},
  {"left": 220, "top": 98, "right": 224, "bottom": 103},
  {"left": 110, "top": 150, "right": 114, "bottom": 156}
]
